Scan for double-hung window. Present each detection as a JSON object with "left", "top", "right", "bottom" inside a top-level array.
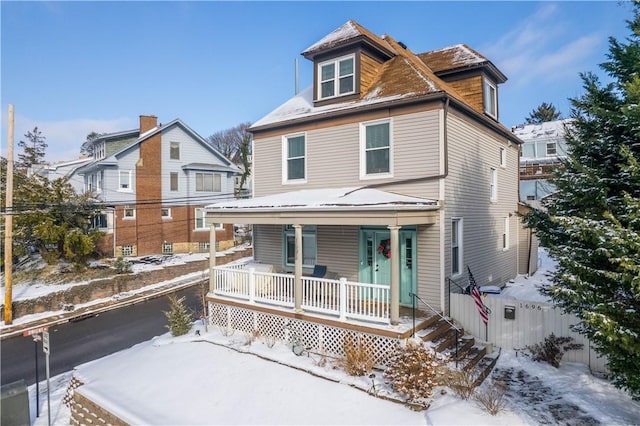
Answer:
[
  {"left": 119, "top": 170, "right": 132, "bottom": 191},
  {"left": 283, "top": 134, "right": 306, "bottom": 182},
  {"left": 169, "top": 142, "right": 180, "bottom": 160},
  {"left": 546, "top": 141, "right": 557, "bottom": 156},
  {"left": 502, "top": 217, "right": 510, "bottom": 250},
  {"left": 484, "top": 78, "right": 497, "bottom": 119},
  {"left": 318, "top": 55, "right": 355, "bottom": 100},
  {"left": 195, "top": 172, "right": 221, "bottom": 192},
  {"left": 284, "top": 225, "right": 317, "bottom": 267},
  {"left": 451, "top": 218, "right": 463, "bottom": 276},
  {"left": 195, "top": 208, "right": 222, "bottom": 230},
  {"left": 170, "top": 172, "right": 179, "bottom": 191},
  {"left": 361, "top": 120, "right": 391, "bottom": 178},
  {"left": 500, "top": 147, "right": 506, "bottom": 168}
]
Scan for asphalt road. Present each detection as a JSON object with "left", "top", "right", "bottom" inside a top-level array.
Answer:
[{"left": 0, "top": 286, "right": 203, "bottom": 387}]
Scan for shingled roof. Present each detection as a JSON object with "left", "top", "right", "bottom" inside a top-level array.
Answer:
[{"left": 418, "top": 44, "right": 507, "bottom": 83}]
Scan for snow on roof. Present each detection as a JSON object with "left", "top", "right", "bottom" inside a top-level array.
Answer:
[
  {"left": 511, "top": 118, "right": 574, "bottom": 142},
  {"left": 302, "top": 20, "right": 362, "bottom": 54},
  {"left": 205, "top": 187, "right": 438, "bottom": 212}
]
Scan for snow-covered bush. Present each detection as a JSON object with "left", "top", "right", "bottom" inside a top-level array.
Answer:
[
  {"left": 526, "top": 333, "right": 583, "bottom": 368},
  {"left": 164, "top": 295, "right": 193, "bottom": 337}
]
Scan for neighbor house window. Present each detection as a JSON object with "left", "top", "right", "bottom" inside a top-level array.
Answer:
[
  {"left": 284, "top": 225, "right": 317, "bottom": 267},
  {"left": 490, "top": 167, "right": 497, "bottom": 202},
  {"left": 96, "top": 171, "right": 102, "bottom": 191},
  {"left": 123, "top": 208, "right": 135, "bottom": 219},
  {"left": 283, "top": 134, "right": 306, "bottom": 182},
  {"left": 162, "top": 242, "right": 173, "bottom": 254},
  {"left": 451, "top": 218, "right": 463, "bottom": 276},
  {"left": 361, "top": 120, "right": 391, "bottom": 178},
  {"left": 119, "top": 170, "right": 132, "bottom": 191},
  {"left": 484, "top": 78, "right": 497, "bottom": 118},
  {"left": 546, "top": 141, "right": 557, "bottom": 156},
  {"left": 195, "top": 208, "right": 222, "bottom": 230},
  {"left": 198, "top": 242, "right": 210, "bottom": 253},
  {"left": 195, "top": 172, "right": 221, "bottom": 192},
  {"left": 92, "top": 213, "right": 108, "bottom": 229},
  {"left": 502, "top": 217, "right": 510, "bottom": 250},
  {"left": 318, "top": 54, "right": 355, "bottom": 100},
  {"left": 161, "top": 208, "right": 171, "bottom": 218},
  {"left": 121, "top": 245, "right": 133, "bottom": 256},
  {"left": 500, "top": 147, "right": 506, "bottom": 168},
  {"left": 170, "top": 172, "right": 178, "bottom": 191},
  {"left": 170, "top": 142, "right": 180, "bottom": 160}
]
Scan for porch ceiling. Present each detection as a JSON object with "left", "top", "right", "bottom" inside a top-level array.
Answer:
[{"left": 205, "top": 187, "right": 439, "bottom": 226}]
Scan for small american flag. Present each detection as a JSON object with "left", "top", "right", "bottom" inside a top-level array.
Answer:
[{"left": 468, "top": 266, "right": 489, "bottom": 325}]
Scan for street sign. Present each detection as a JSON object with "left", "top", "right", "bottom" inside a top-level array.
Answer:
[
  {"left": 22, "top": 326, "right": 48, "bottom": 337},
  {"left": 42, "top": 330, "right": 50, "bottom": 354}
]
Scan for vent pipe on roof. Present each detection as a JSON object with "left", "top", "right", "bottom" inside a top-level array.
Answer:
[
  {"left": 398, "top": 41, "right": 407, "bottom": 49},
  {"left": 295, "top": 58, "right": 299, "bottom": 95}
]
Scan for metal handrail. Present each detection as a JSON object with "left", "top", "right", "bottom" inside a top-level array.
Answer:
[{"left": 409, "top": 292, "right": 462, "bottom": 367}]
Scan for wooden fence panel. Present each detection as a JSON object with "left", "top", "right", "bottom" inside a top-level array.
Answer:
[{"left": 450, "top": 294, "right": 608, "bottom": 373}]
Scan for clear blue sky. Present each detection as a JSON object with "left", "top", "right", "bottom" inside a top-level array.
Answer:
[{"left": 1, "top": 1, "right": 634, "bottom": 163}]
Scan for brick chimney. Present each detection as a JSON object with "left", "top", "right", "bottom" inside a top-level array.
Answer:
[{"left": 139, "top": 115, "right": 158, "bottom": 134}]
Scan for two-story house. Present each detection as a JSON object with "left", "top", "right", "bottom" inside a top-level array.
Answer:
[
  {"left": 512, "top": 118, "right": 572, "bottom": 202},
  {"left": 77, "top": 115, "right": 240, "bottom": 257},
  {"left": 204, "top": 21, "right": 523, "bottom": 355}
]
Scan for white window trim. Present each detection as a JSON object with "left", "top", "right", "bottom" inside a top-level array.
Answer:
[
  {"left": 500, "top": 147, "right": 506, "bottom": 168},
  {"left": 161, "top": 208, "right": 172, "bottom": 219},
  {"left": 484, "top": 78, "right": 497, "bottom": 119},
  {"left": 118, "top": 170, "right": 133, "bottom": 192},
  {"left": 490, "top": 167, "right": 498, "bottom": 202},
  {"left": 451, "top": 217, "right": 463, "bottom": 278},
  {"left": 195, "top": 172, "right": 222, "bottom": 192},
  {"left": 359, "top": 118, "right": 393, "bottom": 180},
  {"left": 170, "top": 172, "right": 179, "bottom": 192},
  {"left": 123, "top": 208, "right": 136, "bottom": 220},
  {"left": 169, "top": 142, "right": 181, "bottom": 161},
  {"left": 284, "top": 225, "right": 317, "bottom": 268},
  {"left": 502, "top": 216, "right": 510, "bottom": 251},
  {"left": 317, "top": 53, "right": 356, "bottom": 101},
  {"left": 281, "top": 132, "right": 307, "bottom": 184},
  {"left": 195, "top": 208, "right": 223, "bottom": 231}
]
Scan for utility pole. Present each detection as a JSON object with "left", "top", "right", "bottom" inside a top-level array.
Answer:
[{"left": 4, "top": 104, "right": 14, "bottom": 324}]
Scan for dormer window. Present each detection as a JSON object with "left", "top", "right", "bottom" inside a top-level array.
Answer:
[
  {"left": 318, "top": 54, "right": 355, "bottom": 100},
  {"left": 484, "top": 78, "right": 497, "bottom": 119}
]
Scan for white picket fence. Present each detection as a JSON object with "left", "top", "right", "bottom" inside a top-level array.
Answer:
[{"left": 450, "top": 293, "right": 609, "bottom": 373}]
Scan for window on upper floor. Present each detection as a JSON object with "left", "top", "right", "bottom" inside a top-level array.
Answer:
[
  {"left": 283, "top": 133, "right": 306, "bottom": 183},
  {"left": 170, "top": 172, "right": 179, "bottom": 191},
  {"left": 502, "top": 216, "right": 510, "bottom": 250},
  {"left": 119, "top": 170, "right": 132, "bottom": 191},
  {"left": 546, "top": 141, "right": 557, "bottom": 156},
  {"left": 94, "top": 141, "right": 106, "bottom": 160},
  {"left": 284, "top": 225, "right": 317, "bottom": 267},
  {"left": 490, "top": 167, "right": 498, "bottom": 202},
  {"left": 91, "top": 213, "right": 108, "bottom": 230},
  {"left": 318, "top": 54, "right": 355, "bottom": 100},
  {"left": 360, "top": 119, "right": 392, "bottom": 179},
  {"left": 451, "top": 218, "right": 463, "bottom": 276},
  {"left": 170, "top": 142, "right": 180, "bottom": 160},
  {"left": 195, "top": 172, "right": 221, "bottom": 192},
  {"left": 500, "top": 147, "right": 506, "bottom": 168},
  {"left": 484, "top": 78, "right": 497, "bottom": 119}
]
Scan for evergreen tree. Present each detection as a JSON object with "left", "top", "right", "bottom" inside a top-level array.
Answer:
[
  {"left": 164, "top": 294, "right": 193, "bottom": 337},
  {"left": 80, "top": 131, "right": 106, "bottom": 157},
  {"left": 525, "top": 102, "right": 562, "bottom": 124},
  {"left": 524, "top": 3, "right": 640, "bottom": 399},
  {"left": 17, "top": 127, "right": 48, "bottom": 170}
]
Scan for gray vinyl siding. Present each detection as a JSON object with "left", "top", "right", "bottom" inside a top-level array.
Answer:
[
  {"left": 443, "top": 113, "right": 518, "bottom": 291},
  {"left": 105, "top": 149, "right": 138, "bottom": 204},
  {"left": 253, "top": 111, "right": 441, "bottom": 200},
  {"left": 416, "top": 222, "right": 442, "bottom": 309},
  {"left": 254, "top": 224, "right": 360, "bottom": 278},
  {"left": 161, "top": 127, "right": 235, "bottom": 204}
]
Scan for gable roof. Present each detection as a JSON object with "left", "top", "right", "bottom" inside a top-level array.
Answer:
[{"left": 251, "top": 20, "right": 518, "bottom": 143}]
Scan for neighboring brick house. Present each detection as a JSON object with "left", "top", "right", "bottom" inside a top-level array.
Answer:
[
  {"left": 205, "top": 20, "right": 525, "bottom": 326},
  {"left": 77, "top": 115, "right": 240, "bottom": 257},
  {"left": 512, "top": 118, "right": 573, "bottom": 201}
]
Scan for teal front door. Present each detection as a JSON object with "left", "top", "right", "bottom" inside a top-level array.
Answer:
[{"left": 359, "top": 228, "right": 416, "bottom": 305}]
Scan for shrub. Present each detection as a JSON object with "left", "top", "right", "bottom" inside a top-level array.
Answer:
[
  {"left": 475, "top": 379, "right": 508, "bottom": 415},
  {"left": 526, "top": 333, "right": 584, "bottom": 368},
  {"left": 114, "top": 256, "right": 132, "bottom": 274},
  {"left": 340, "top": 334, "right": 375, "bottom": 376},
  {"left": 440, "top": 367, "right": 477, "bottom": 400},
  {"left": 164, "top": 294, "right": 193, "bottom": 337},
  {"left": 383, "top": 340, "right": 446, "bottom": 402}
]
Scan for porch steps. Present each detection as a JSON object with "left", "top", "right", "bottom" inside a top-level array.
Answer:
[{"left": 415, "top": 316, "right": 498, "bottom": 387}]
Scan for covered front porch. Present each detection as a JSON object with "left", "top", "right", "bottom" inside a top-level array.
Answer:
[{"left": 205, "top": 187, "right": 440, "bottom": 326}]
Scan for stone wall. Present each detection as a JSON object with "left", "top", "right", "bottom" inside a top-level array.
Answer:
[{"left": 4, "top": 247, "right": 252, "bottom": 320}]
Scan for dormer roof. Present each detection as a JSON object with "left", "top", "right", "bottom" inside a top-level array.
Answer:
[
  {"left": 302, "top": 20, "right": 396, "bottom": 60},
  {"left": 418, "top": 44, "right": 507, "bottom": 83}
]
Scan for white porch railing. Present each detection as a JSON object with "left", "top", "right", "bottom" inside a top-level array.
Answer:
[{"left": 213, "top": 266, "right": 390, "bottom": 324}]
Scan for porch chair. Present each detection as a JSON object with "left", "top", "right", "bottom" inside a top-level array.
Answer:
[{"left": 311, "top": 265, "right": 327, "bottom": 278}]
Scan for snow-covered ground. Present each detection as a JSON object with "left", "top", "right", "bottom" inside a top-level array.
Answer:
[{"left": 12, "top": 248, "right": 640, "bottom": 424}]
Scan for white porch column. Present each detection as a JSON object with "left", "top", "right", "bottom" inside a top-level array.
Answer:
[
  {"left": 388, "top": 225, "right": 401, "bottom": 325},
  {"left": 294, "top": 225, "right": 303, "bottom": 313},
  {"left": 209, "top": 224, "right": 217, "bottom": 293}
]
